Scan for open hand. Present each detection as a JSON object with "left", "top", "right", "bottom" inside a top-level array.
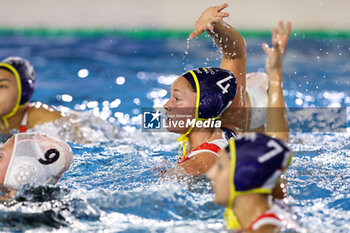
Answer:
[
  {"left": 262, "top": 21, "right": 292, "bottom": 74},
  {"left": 189, "top": 3, "right": 230, "bottom": 39}
]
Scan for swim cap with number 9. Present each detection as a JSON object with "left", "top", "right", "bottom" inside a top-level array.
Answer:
[{"left": 3, "top": 133, "right": 73, "bottom": 190}]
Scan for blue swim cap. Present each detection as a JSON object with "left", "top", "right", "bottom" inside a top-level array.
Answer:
[
  {"left": 182, "top": 68, "right": 237, "bottom": 119},
  {"left": 0, "top": 57, "right": 36, "bottom": 105},
  {"left": 223, "top": 133, "right": 292, "bottom": 230},
  {"left": 226, "top": 133, "right": 292, "bottom": 194},
  {"left": 176, "top": 68, "right": 237, "bottom": 159}
]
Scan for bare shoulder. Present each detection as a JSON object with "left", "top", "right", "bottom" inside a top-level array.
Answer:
[
  {"left": 27, "top": 102, "right": 62, "bottom": 128},
  {"left": 253, "top": 224, "right": 280, "bottom": 233},
  {"left": 243, "top": 224, "right": 280, "bottom": 233},
  {"left": 180, "top": 152, "right": 218, "bottom": 175}
]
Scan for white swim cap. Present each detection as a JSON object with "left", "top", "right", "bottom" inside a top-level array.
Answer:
[{"left": 3, "top": 133, "right": 73, "bottom": 190}]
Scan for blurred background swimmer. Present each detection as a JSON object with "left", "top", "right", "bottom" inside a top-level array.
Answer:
[
  {"left": 0, "top": 56, "right": 119, "bottom": 144},
  {"left": 245, "top": 21, "right": 291, "bottom": 140},
  {"left": 207, "top": 133, "right": 303, "bottom": 233},
  {"left": 0, "top": 57, "right": 62, "bottom": 141},
  {"left": 0, "top": 133, "right": 73, "bottom": 200}
]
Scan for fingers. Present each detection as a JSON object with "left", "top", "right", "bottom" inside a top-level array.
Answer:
[
  {"left": 217, "top": 12, "right": 229, "bottom": 18},
  {"left": 207, "top": 22, "right": 214, "bottom": 31},
  {"left": 216, "top": 3, "right": 229, "bottom": 12},
  {"left": 278, "top": 21, "right": 284, "bottom": 36},
  {"left": 286, "top": 21, "right": 292, "bottom": 36},
  {"left": 262, "top": 42, "right": 270, "bottom": 54},
  {"left": 206, "top": 15, "right": 225, "bottom": 31},
  {"left": 272, "top": 27, "right": 277, "bottom": 44},
  {"left": 270, "top": 21, "right": 292, "bottom": 53},
  {"left": 189, "top": 32, "right": 198, "bottom": 39},
  {"left": 284, "top": 21, "right": 292, "bottom": 40},
  {"left": 280, "top": 21, "right": 292, "bottom": 52},
  {"left": 272, "top": 40, "right": 279, "bottom": 50}
]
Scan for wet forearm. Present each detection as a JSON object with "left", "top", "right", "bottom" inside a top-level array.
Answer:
[
  {"left": 266, "top": 68, "right": 289, "bottom": 142},
  {"left": 206, "top": 21, "right": 247, "bottom": 60}
]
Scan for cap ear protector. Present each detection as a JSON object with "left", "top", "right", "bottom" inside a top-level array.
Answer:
[
  {"left": 0, "top": 57, "right": 35, "bottom": 128},
  {"left": 177, "top": 68, "right": 237, "bottom": 159},
  {"left": 223, "top": 133, "right": 293, "bottom": 230},
  {"left": 3, "top": 133, "right": 73, "bottom": 190},
  {"left": 198, "top": 91, "right": 226, "bottom": 119}
]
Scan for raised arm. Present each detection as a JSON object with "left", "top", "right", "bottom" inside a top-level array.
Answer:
[
  {"left": 189, "top": 3, "right": 247, "bottom": 133},
  {"left": 262, "top": 21, "right": 291, "bottom": 142}
]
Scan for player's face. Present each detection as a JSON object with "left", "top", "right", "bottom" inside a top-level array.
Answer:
[
  {"left": 0, "top": 136, "right": 15, "bottom": 184},
  {"left": 163, "top": 77, "right": 196, "bottom": 133},
  {"left": 0, "top": 69, "right": 18, "bottom": 116},
  {"left": 207, "top": 150, "right": 231, "bottom": 206}
]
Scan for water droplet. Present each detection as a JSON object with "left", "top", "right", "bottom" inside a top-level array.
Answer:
[
  {"left": 78, "top": 69, "right": 89, "bottom": 78},
  {"left": 184, "top": 38, "right": 190, "bottom": 55},
  {"left": 115, "top": 76, "right": 125, "bottom": 85}
]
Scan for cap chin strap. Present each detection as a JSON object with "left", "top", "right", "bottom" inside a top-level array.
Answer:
[
  {"left": 224, "top": 138, "right": 242, "bottom": 230},
  {"left": 177, "top": 70, "right": 222, "bottom": 160},
  {"left": 176, "top": 126, "right": 193, "bottom": 160},
  {"left": 177, "top": 70, "right": 200, "bottom": 160},
  {"left": 0, "top": 63, "right": 22, "bottom": 128}
]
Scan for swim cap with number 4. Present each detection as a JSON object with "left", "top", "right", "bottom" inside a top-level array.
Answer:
[
  {"left": 3, "top": 133, "right": 73, "bottom": 190},
  {"left": 182, "top": 68, "right": 237, "bottom": 119}
]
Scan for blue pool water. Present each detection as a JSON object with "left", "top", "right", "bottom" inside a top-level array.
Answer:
[{"left": 0, "top": 33, "right": 349, "bottom": 232}]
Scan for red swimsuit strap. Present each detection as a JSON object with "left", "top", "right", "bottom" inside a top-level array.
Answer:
[
  {"left": 246, "top": 213, "right": 282, "bottom": 231},
  {"left": 19, "top": 105, "right": 30, "bottom": 133},
  {"left": 177, "top": 142, "right": 222, "bottom": 164},
  {"left": 192, "top": 142, "right": 221, "bottom": 153}
]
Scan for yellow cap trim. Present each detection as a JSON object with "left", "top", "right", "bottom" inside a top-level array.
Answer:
[
  {"left": 228, "top": 138, "right": 236, "bottom": 207},
  {"left": 176, "top": 69, "right": 223, "bottom": 159},
  {"left": 0, "top": 63, "right": 22, "bottom": 128},
  {"left": 177, "top": 70, "right": 201, "bottom": 159},
  {"left": 224, "top": 137, "right": 242, "bottom": 230},
  {"left": 235, "top": 188, "right": 272, "bottom": 196}
]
